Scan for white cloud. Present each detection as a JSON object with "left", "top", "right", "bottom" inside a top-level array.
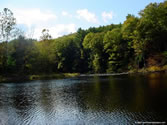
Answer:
[
  {"left": 61, "top": 11, "right": 72, "bottom": 18},
  {"left": 102, "top": 11, "right": 113, "bottom": 23},
  {"left": 50, "top": 24, "right": 76, "bottom": 38},
  {"left": 76, "top": 9, "right": 98, "bottom": 23},
  {"left": 13, "top": 8, "right": 57, "bottom": 27},
  {"left": 11, "top": 8, "right": 76, "bottom": 39},
  {"left": 33, "top": 24, "right": 76, "bottom": 39},
  {"left": 62, "top": 11, "right": 68, "bottom": 16}
]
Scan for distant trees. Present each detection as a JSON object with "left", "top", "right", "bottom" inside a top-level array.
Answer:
[
  {"left": 0, "top": 8, "right": 17, "bottom": 73},
  {"left": 83, "top": 32, "right": 105, "bottom": 72},
  {"left": 104, "top": 28, "right": 126, "bottom": 72},
  {"left": 0, "top": 42, "right": 7, "bottom": 72},
  {"left": 1, "top": 1, "right": 167, "bottom": 75},
  {"left": 7, "top": 36, "right": 35, "bottom": 73},
  {"left": 132, "top": 1, "right": 167, "bottom": 68},
  {"left": 52, "top": 34, "right": 80, "bottom": 72}
]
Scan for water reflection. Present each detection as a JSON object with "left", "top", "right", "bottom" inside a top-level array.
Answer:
[{"left": 0, "top": 73, "right": 167, "bottom": 124}]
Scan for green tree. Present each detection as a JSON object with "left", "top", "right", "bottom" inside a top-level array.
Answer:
[
  {"left": 52, "top": 34, "right": 80, "bottom": 72},
  {"left": 7, "top": 36, "right": 36, "bottom": 74},
  {"left": 0, "top": 42, "right": 6, "bottom": 73},
  {"left": 104, "top": 28, "right": 128, "bottom": 72},
  {"left": 35, "top": 39, "right": 55, "bottom": 73},
  {"left": 74, "top": 28, "right": 89, "bottom": 72},
  {"left": 122, "top": 14, "right": 138, "bottom": 47},
  {"left": 83, "top": 32, "right": 106, "bottom": 73},
  {"left": 122, "top": 14, "right": 139, "bottom": 68},
  {"left": 0, "top": 8, "right": 17, "bottom": 73},
  {"left": 132, "top": 1, "right": 167, "bottom": 68}
]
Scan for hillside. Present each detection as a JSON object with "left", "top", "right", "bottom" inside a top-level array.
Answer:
[{"left": 0, "top": 1, "right": 167, "bottom": 75}]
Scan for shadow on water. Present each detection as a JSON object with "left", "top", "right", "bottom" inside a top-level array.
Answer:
[{"left": 0, "top": 73, "right": 167, "bottom": 124}]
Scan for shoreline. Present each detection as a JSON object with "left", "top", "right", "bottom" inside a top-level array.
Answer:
[
  {"left": 0, "top": 73, "right": 80, "bottom": 83},
  {"left": 1, "top": 65, "right": 167, "bottom": 83},
  {"left": 128, "top": 65, "right": 167, "bottom": 74}
]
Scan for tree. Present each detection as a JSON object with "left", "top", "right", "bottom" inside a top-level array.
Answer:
[
  {"left": 137, "top": 1, "right": 167, "bottom": 52},
  {"left": 35, "top": 39, "right": 54, "bottom": 73},
  {"left": 0, "top": 42, "right": 6, "bottom": 73},
  {"left": 40, "top": 29, "right": 52, "bottom": 41},
  {"left": 74, "top": 28, "right": 88, "bottom": 73},
  {"left": 122, "top": 14, "right": 139, "bottom": 46},
  {"left": 83, "top": 32, "right": 106, "bottom": 72},
  {"left": 104, "top": 28, "right": 128, "bottom": 72},
  {"left": 122, "top": 14, "right": 139, "bottom": 68},
  {"left": 7, "top": 36, "right": 36, "bottom": 73},
  {"left": 0, "top": 8, "right": 16, "bottom": 42},
  {"left": 0, "top": 8, "right": 16, "bottom": 73},
  {"left": 52, "top": 34, "right": 80, "bottom": 72},
  {"left": 132, "top": 1, "right": 167, "bottom": 68}
]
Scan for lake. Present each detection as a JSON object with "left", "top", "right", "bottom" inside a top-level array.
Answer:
[{"left": 0, "top": 73, "right": 167, "bottom": 124}]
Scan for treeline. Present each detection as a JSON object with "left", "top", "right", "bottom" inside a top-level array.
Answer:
[{"left": 0, "top": 1, "right": 167, "bottom": 75}]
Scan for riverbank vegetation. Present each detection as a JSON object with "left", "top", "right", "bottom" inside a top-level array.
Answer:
[
  {"left": 0, "top": 1, "right": 167, "bottom": 81},
  {"left": 0, "top": 73, "right": 80, "bottom": 82}
]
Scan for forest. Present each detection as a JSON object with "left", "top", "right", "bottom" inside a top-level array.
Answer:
[{"left": 0, "top": 1, "right": 167, "bottom": 76}]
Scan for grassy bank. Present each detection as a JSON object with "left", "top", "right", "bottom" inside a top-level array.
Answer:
[
  {"left": 129, "top": 65, "right": 167, "bottom": 74},
  {"left": 0, "top": 73, "right": 80, "bottom": 83},
  {"left": 29, "top": 73, "right": 80, "bottom": 80},
  {"left": 1, "top": 65, "right": 167, "bottom": 83}
]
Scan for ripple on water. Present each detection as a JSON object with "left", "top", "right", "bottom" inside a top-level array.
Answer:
[{"left": 0, "top": 75, "right": 167, "bottom": 124}]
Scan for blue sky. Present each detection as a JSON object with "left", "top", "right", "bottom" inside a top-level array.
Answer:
[{"left": 0, "top": 0, "right": 164, "bottom": 39}]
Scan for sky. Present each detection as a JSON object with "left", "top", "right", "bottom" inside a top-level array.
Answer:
[{"left": 0, "top": 0, "right": 164, "bottom": 39}]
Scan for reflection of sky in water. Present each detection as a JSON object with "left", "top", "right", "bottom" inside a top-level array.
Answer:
[{"left": 0, "top": 73, "right": 167, "bottom": 124}]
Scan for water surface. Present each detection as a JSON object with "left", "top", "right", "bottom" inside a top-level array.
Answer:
[{"left": 0, "top": 73, "right": 167, "bottom": 124}]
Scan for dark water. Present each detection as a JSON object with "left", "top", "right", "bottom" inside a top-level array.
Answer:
[{"left": 0, "top": 73, "right": 167, "bottom": 125}]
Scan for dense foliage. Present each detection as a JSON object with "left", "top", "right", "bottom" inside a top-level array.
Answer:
[{"left": 0, "top": 1, "right": 167, "bottom": 75}]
